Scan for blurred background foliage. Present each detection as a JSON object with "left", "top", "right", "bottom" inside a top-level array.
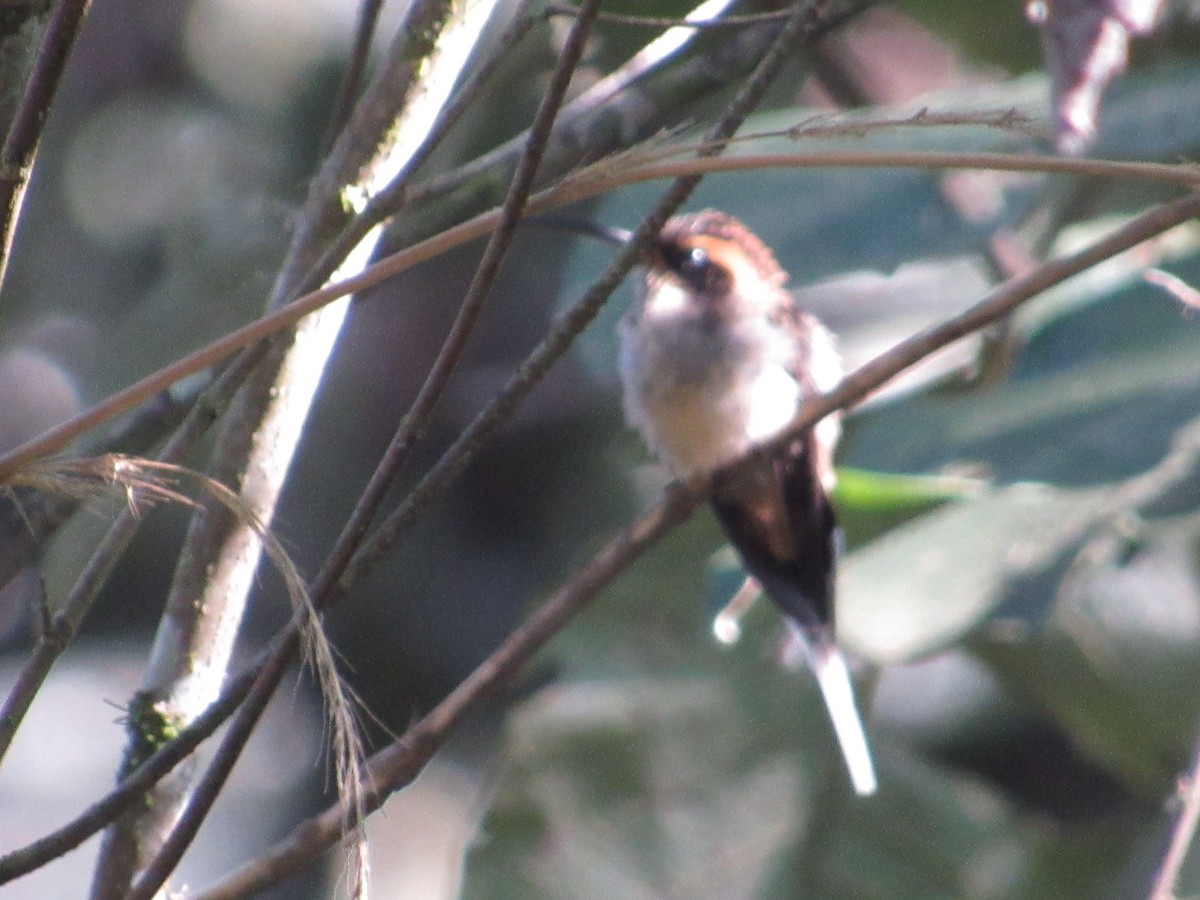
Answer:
[{"left": 0, "top": 1, "right": 1199, "bottom": 898}]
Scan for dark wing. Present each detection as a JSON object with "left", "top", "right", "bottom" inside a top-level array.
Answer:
[{"left": 710, "top": 430, "right": 839, "bottom": 638}]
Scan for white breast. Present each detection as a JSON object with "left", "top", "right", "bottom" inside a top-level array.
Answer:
[{"left": 619, "top": 305, "right": 822, "bottom": 477}]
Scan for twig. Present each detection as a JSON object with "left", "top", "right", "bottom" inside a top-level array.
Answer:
[
  {"left": 0, "top": 146, "right": 1192, "bottom": 486},
  {"left": 191, "top": 187, "right": 1200, "bottom": 900},
  {"left": 193, "top": 483, "right": 706, "bottom": 900},
  {"left": 319, "top": 0, "right": 386, "bottom": 157},
  {"left": 0, "top": 0, "right": 90, "bottom": 302},
  {"left": 0, "top": 210, "right": 500, "bottom": 480},
  {"left": 1151, "top": 733, "right": 1200, "bottom": 900},
  {"left": 123, "top": 6, "right": 604, "bottom": 898},
  {"left": 1145, "top": 432, "right": 1200, "bottom": 896},
  {"left": 592, "top": 110, "right": 1043, "bottom": 173},
  {"left": 90, "top": 1, "right": 483, "bottom": 895},
  {"left": 1145, "top": 267, "right": 1200, "bottom": 312},
  {"left": 544, "top": 4, "right": 793, "bottom": 29},
  {"left": 2, "top": 161, "right": 1196, "bottom": 897},
  {"left": 0, "top": 358, "right": 251, "bottom": 765},
  {"left": 550, "top": 0, "right": 740, "bottom": 122},
  {"left": 784, "top": 107, "right": 1042, "bottom": 140},
  {"left": 0, "top": 370, "right": 211, "bottom": 607},
  {"left": 117, "top": 3, "right": 856, "bottom": 895},
  {"left": 590, "top": 150, "right": 1200, "bottom": 192},
  {"left": 798, "top": 33, "right": 1040, "bottom": 368},
  {"left": 364, "top": 0, "right": 603, "bottom": 490},
  {"left": 763, "top": 190, "right": 1200, "bottom": 458}
]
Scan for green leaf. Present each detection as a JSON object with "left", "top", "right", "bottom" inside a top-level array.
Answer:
[
  {"left": 775, "top": 756, "right": 1048, "bottom": 900},
  {"left": 969, "top": 513, "right": 1200, "bottom": 795},
  {"left": 469, "top": 673, "right": 1133, "bottom": 900},
  {"left": 834, "top": 467, "right": 985, "bottom": 511},
  {"left": 834, "top": 466, "right": 988, "bottom": 545},
  {"left": 465, "top": 676, "right": 812, "bottom": 900},
  {"left": 838, "top": 484, "right": 1114, "bottom": 664}
]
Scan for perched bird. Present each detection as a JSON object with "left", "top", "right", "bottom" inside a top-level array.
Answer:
[{"left": 618, "top": 209, "right": 876, "bottom": 796}]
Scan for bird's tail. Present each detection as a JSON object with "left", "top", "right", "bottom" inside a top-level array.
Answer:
[{"left": 784, "top": 622, "right": 877, "bottom": 796}]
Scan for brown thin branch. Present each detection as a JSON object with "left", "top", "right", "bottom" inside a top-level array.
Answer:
[
  {"left": 0, "top": 0, "right": 91, "bottom": 302},
  {"left": 588, "top": 150, "right": 1200, "bottom": 192},
  {"left": 544, "top": 3, "right": 794, "bottom": 28},
  {"left": 0, "top": 206, "right": 496, "bottom": 480},
  {"left": 0, "top": 146, "right": 1192, "bottom": 485},
  {"left": 0, "top": 369, "right": 211, "bottom": 607},
  {"left": 133, "top": 0, "right": 814, "bottom": 891},
  {"left": 1149, "top": 721, "right": 1200, "bottom": 900},
  {"left": 122, "top": 6, "right": 604, "bottom": 897},
  {"left": 361, "top": 0, "right": 602, "bottom": 493},
  {"left": 192, "top": 187, "right": 1200, "bottom": 900},
  {"left": 0, "top": 358, "right": 253, "bottom": 764},
  {"left": 193, "top": 483, "right": 706, "bottom": 900},
  {"left": 319, "top": 0, "right": 386, "bottom": 157},
  {"left": 753, "top": 189, "right": 1200, "bottom": 463},
  {"left": 3, "top": 175, "right": 1195, "bottom": 898}
]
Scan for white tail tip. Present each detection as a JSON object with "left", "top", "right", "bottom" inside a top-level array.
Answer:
[{"left": 788, "top": 624, "right": 878, "bottom": 796}]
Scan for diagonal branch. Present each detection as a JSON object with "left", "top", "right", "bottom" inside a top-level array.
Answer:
[
  {"left": 192, "top": 188, "right": 1200, "bottom": 899},
  {"left": 2, "top": 175, "right": 1196, "bottom": 897},
  {"left": 352, "top": 0, "right": 604, "bottom": 503},
  {"left": 0, "top": 358, "right": 253, "bottom": 766},
  {"left": 178, "top": 12, "right": 860, "bottom": 862},
  {"left": 193, "top": 482, "right": 706, "bottom": 900},
  {"left": 0, "top": 145, "right": 1190, "bottom": 492},
  {"left": 339, "top": 0, "right": 870, "bottom": 593},
  {"left": 122, "top": 4, "right": 604, "bottom": 898},
  {"left": 0, "top": 0, "right": 91, "bottom": 305},
  {"left": 88, "top": 2, "right": 500, "bottom": 897},
  {"left": 319, "top": 0, "right": 387, "bottom": 157},
  {"left": 1149, "top": 722, "right": 1200, "bottom": 898}
]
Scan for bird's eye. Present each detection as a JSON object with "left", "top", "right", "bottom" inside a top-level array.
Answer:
[
  {"left": 662, "top": 243, "right": 724, "bottom": 292},
  {"left": 679, "top": 247, "right": 709, "bottom": 275}
]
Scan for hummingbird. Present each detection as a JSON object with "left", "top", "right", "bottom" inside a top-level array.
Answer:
[{"left": 617, "top": 209, "right": 877, "bottom": 796}]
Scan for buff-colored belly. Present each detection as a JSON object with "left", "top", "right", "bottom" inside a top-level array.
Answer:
[{"left": 634, "top": 362, "right": 802, "bottom": 476}]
